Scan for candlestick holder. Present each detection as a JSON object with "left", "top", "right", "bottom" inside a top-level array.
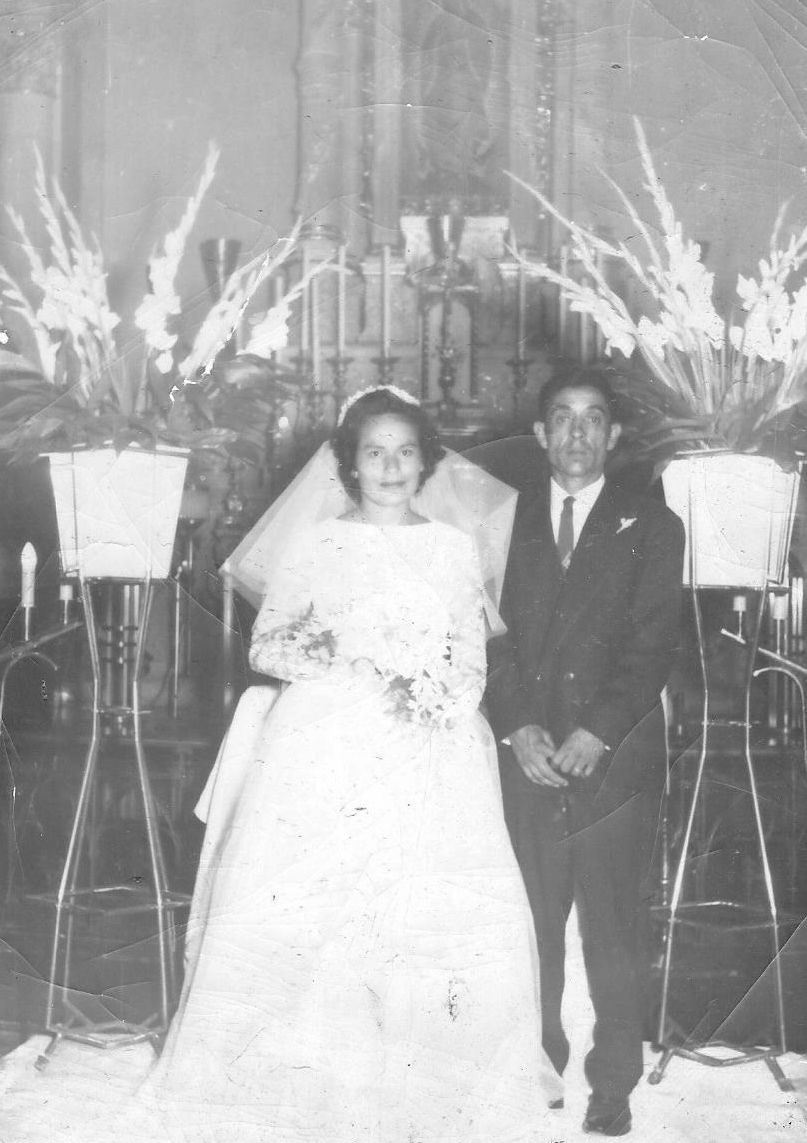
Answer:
[
  {"left": 436, "top": 343, "right": 461, "bottom": 415},
  {"left": 212, "top": 461, "right": 249, "bottom": 571},
  {"left": 507, "top": 355, "right": 533, "bottom": 421},
  {"left": 304, "top": 381, "right": 330, "bottom": 441},
  {"left": 263, "top": 399, "right": 288, "bottom": 495},
  {"left": 326, "top": 354, "right": 353, "bottom": 411},
  {"left": 200, "top": 238, "right": 242, "bottom": 359},
  {"left": 291, "top": 354, "right": 313, "bottom": 387},
  {"left": 371, "top": 355, "right": 399, "bottom": 385}
]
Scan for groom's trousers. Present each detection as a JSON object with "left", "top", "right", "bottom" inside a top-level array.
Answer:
[{"left": 499, "top": 752, "right": 654, "bottom": 1103}]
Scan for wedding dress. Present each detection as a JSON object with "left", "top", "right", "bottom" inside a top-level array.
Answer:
[
  {"left": 4, "top": 516, "right": 558, "bottom": 1142},
  {"left": 152, "top": 516, "right": 558, "bottom": 1141}
]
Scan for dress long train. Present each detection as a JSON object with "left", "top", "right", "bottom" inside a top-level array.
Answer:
[{"left": 7, "top": 519, "right": 560, "bottom": 1142}]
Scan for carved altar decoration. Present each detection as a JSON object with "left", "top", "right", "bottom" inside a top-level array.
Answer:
[
  {"left": 284, "top": 0, "right": 564, "bottom": 443},
  {"left": 399, "top": 0, "right": 510, "bottom": 216}
]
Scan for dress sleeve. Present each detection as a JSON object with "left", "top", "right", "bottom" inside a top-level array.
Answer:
[{"left": 248, "top": 531, "right": 338, "bottom": 683}]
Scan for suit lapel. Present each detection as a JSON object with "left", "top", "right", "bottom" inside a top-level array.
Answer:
[
  {"left": 565, "top": 483, "right": 620, "bottom": 587},
  {"left": 515, "top": 486, "right": 563, "bottom": 650}
]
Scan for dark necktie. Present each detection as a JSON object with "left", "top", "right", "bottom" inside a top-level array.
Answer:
[{"left": 557, "top": 495, "right": 575, "bottom": 570}]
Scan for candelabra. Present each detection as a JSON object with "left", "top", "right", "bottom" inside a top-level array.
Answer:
[
  {"left": 327, "top": 354, "right": 353, "bottom": 415},
  {"left": 414, "top": 207, "right": 479, "bottom": 415},
  {"left": 371, "top": 354, "right": 400, "bottom": 386},
  {"left": 507, "top": 354, "right": 533, "bottom": 422},
  {"left": 210, "top": 457, "right": 252, "bottom": 622}
]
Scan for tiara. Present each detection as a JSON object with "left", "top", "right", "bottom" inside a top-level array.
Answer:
[{"left": 336, "top": 384, "right": 420, "bottom": 426}]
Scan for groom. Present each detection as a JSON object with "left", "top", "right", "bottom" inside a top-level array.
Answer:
[{"left": 485, "top": 367, "right": 684, "bottom": 1136}]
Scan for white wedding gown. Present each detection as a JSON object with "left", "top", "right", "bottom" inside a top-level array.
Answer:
[{"left": 6, "top": 518, "right": 559, "bottom": 1142}]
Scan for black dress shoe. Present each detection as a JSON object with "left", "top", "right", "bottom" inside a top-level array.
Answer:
[{"left": 583, "top": 1097, "right": 631, "bottom": 1136}]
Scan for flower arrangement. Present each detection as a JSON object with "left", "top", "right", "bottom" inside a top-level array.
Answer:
[
  {"left": 513, "top": 118, "right": 807, "bottom": 465},
  {"left": 384, "top": 669, "right": 451, "bottom": 727},
  {"left": 260, "top": 602, "right": 455, "bottom": 727},
  {"left": 263, "top": 602, "right": 338, "bottom": 675},
  {"left": 0, "top": 143, "right": 320, "bottom": 461}
]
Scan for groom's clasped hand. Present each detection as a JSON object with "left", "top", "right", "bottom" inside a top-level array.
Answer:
[{"left": 510, "top": 723, "right": 606, "bottom": 784}]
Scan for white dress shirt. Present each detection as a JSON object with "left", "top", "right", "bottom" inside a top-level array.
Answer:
[{"left": 549, "top": 475, "right": 605, "bottom": 550}]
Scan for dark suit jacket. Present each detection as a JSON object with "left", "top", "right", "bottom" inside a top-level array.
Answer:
[{"left": 486, "top": 471, "right": 685, "bottom": 807}]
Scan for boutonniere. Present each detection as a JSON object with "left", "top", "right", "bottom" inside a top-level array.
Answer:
[{"left": 616, "top": 517, "right": 637, "bottom": 535}]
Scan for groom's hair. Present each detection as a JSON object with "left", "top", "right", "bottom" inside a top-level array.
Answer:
[
  {"left": 332, "top": 389, "right": 446, "bottom": 502},
  {"left": 537, "top": 365, "right": 620, "bottom": 424}
]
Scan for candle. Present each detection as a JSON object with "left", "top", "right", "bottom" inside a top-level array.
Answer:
[
  {"left": 579, "top": 275, "right": 594, "bottom": 362},
  {"left": 59, "top": 581, "right": 74, "bottom": 624},
  {"left": 381, "top": 245, "right": 391, "bottom": 357},
  {"left": 594, "top": 248, "right": 606, "bottom": 358},
  {"left": 793, "top": 576, "right": 804, "bottom": 653},
  {"left": 579, "top": 309, "right": 593, "bottom": 363},
  {"left": 558, "top": 244, "right": 569, "bottom": 346},
  {"left": 300, "top": 247, "right": 309, "bottom": 354},
  {"left": 336, "top": 245, "right": 346, "bottom": 357},
  {"left": 771, "top": 591, "right": 789, "bottom": 623},
  {"left": 516, "top": 264, "right": 526, "bottom": 355},
  {"left": 310, "top": 272, "right": 321, "bottom": 388},
  {"left": 268, "top": 275, "right": 284, "bottom": 366},
  {"left": 21, "top": 542, "right": 37, "bottom": 609}
]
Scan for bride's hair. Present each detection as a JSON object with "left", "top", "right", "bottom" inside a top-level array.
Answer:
[{"left": 332, "top": 388, "right": 445, "bottom": 501}]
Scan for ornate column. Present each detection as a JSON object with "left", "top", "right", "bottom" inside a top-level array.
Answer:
[
  {"left": 508, "top": 0, "right": 559, "bottom": 256},
  {"left": 546, "top": 0, "right": 575, "bottom": 250},
  {"left": 368, "top": 0, "right": 402, "bottom": 247},
  {"left": 341, "top": 1, "right": 369, "bottom": 252},
  {"left": 295, "top": 0, "right": 366, "bottom": 245}
]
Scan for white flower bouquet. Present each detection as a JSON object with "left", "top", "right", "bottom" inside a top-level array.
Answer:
[
  {"left": 0, "top": 143, "right": 323, "bottom": 461},
  {"left": 513, "top": 118, "right": 807, "bottom": 464},
  {"left": 264, "top": 601, "right": 454, "bottom": 727}
]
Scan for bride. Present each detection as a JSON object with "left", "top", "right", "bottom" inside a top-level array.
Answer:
[
  {"left": 150, "top": 386, "right": 559, "bottom": 1141},
  {"left": 15, "top": 387, "right": 558, "bottom": 1142}
]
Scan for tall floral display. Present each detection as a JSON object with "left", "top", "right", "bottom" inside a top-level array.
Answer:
[
  {"left": 0, "top": 145, "right": 318, "bottom": 578},
  {"left": 514, "top": 119, "right": 807, "bottom": 587}
]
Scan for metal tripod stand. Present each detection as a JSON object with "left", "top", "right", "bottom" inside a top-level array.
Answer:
[
  {"left": 650, "top": 491, "right": 796, "bottom": 1093},
  {"left": 35, "top": 575, "right": 189, "bottom": 1067}
]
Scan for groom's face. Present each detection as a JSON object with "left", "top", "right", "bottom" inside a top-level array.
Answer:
[{"left": 534, "top": 385, "right": 621, "bottom": 492}]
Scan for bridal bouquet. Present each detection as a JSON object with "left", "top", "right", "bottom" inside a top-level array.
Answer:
[
  {"left": 513, "top": 118, "right": 807, "bottom": 464},
  {"left": 263, "top": 603, "right": 455, "bottom": 727},
  {"left": 265, "top": 603, "right": 339, "bottom": 676},
  {"left": 0, "top": 143, "right": 324, "bottom": 461},
  {"left": 384, "top": 669, "right": 452, "bottom": 727}
]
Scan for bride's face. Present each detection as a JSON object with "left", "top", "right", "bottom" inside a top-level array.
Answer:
[{"left": 354, "top": 414, "right": 424, "bottom": 512}]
